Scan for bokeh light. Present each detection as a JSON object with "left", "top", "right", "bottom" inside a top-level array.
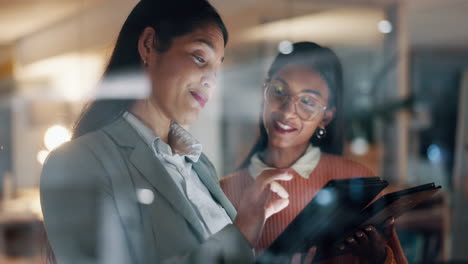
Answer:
[
  {"left": 278, "top": 40, "right": 294, "bottom": 55},
  {"left": 137, "top": 188, "right": 155, "bottom": 205},
  {"left": 350, "top": 137, "right": 370, "bottom": 156},
  {"left": 44, "top": 125, "right": 71, "bottom": 151},
  {"left": 378, "top": 20, "right": 392, "bottom": 34},
  {"left": 36, "top": 150, "right": 49, "bottom": 165}
]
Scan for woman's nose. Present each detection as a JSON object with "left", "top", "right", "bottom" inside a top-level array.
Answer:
[
  {"left": 201, "top": 72, "right": 216, "bottom": 90},
  {"left": 280, "top": 97, "right": 297, "bottom": 116}
]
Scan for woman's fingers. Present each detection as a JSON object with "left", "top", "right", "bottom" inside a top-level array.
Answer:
[
  {"left": 339, "top": 226, "right": 387, "bottom": 263},
  {"left": 290, "top": 247, "right": 317, "bottom": 264},
  {"left": 384, "top": 216, "right": 395, "bottom": 228},
  {"left": 382, "top": 216, "right": 396, "bottom": 238},
  {"left": 265, "top": 198, "right": 289, "bottom": 218},
  {"left": 232, "top": 169, "right": 293, "bottom": 246},
  {"left": 345, "top": 236, "right": 358, "bottom": 249},
  {"left": 291, "top": 253, "right": 302, "bottom": 264},
  {"left": 362, "top": 225, "right": 388, "bottom": 263},
  {"left": 255, "top": 170, "right": 292, "bottom": 206},
  {"left": 338, "top": 243, "right": 346, "bottom": 252},
  {"left": 364, "top": 225, "right": 381, "bottom": 243},
  {"left": 257, "top": 169, "right": 293, "bottom": 190},
  {"left": 255, "top": 171, "right": 288, "bottom": 203},
  {"left": 364, "top": 226, "right": 377, "bottom": 243},
  {"left": 264, "top": 172, "right": 292, "bottom": 218},
  {"left": 270, "top": 181, "right": 289, "bottom": 198},
  {"left": 354, "top": 231, "right": 369, "bottom": 245},
  {"left": 304, "top": 246, "right": 317, "bottom": 264}
]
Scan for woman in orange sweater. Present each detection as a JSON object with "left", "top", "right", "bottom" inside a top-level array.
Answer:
[{"left": 221, "top": 42, "right": 407, "bottom": 264}]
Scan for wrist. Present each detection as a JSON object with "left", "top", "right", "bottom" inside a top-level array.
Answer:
[{"left": 234, "top": 217, "right": 257, "bottom": 247}]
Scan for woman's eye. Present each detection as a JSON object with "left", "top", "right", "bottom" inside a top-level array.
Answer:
[
  {"left": 273, "top": 85, "right": 286, "bottom": 95},
  {"left": 193, "top": 54, "right": 206, "bottom": 64},
  {"left": 300, "top": 96, "right": 317, "bottom": 107}
]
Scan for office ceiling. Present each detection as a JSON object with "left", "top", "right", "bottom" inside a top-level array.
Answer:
[
  {"left": 0, "top": 0, "right": 466, "bottom": 48},
  {"left": 0, "top": 0, "right": 108, "bottom": 44}
]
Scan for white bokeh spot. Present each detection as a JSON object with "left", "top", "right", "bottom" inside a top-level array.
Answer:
[{"left": 137, "top": 188, "right": 155, "bottom": 205}]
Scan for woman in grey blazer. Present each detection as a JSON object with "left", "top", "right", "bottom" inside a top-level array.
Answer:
[{"left": 40, "top": 0, "right": 293, "bottom": 263}]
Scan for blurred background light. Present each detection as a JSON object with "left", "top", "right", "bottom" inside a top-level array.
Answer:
[
  {"left": 243, "top": 8, "right": 385, "bottom": 46},
  {"left": 350, "top": 137, "right": 370, "bottom": 156},
  {"left": 36, "top": 150, "right": 49, "bottom": 165},
  {"left": 15, "top": 52, "right": 106, "bottom": 102},
  {"left": 378, "top": 20, "right": 393, "bottom": 34},
  {"left": 427, "top": 144, "right": 442, "bottom": 163},
  {"left": 278, "top": 40, "right": 293, "bottom": 54},
  {"left": 316, "top": 189, "right": 334, "bottom": 206},
  {"left": 136, "top": 188, "right": 154, "bottom": 205},
  {"left": 44, "top": 125, "right": 71, "bottom": 151}
]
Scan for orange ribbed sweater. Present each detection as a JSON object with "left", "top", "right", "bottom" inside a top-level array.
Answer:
[{"left": 221, "top": 153, "right": 408, "bottom": 264}]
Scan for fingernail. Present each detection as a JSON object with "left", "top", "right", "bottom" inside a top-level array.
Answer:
[
  {"left": 388, "top": 217, "right": 395, "bottom": 224},
  {"left": 347, "top": 237, "right": 355, "bottom": 243},
  {"left": 365, "top": 226, "right": 373, "bottom": 232},
  {"left": 339, "top": 244, "right": 345, "bottom": 250},
  {"left": 356, "top": 231, "right": 364, "bottom": 237}
]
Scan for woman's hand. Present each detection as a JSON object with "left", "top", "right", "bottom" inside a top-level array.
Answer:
[
  {"left": 339, "top": 217, "right": 396, "bottom": 264},
  {"left": 291, "top": 246, "right": 317, "bottom": 264},
  {"left": 234, "top": 169, "right": 293, "bottom": 247}
]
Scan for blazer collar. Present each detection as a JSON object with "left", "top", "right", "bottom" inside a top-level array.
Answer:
[
  {"left": 102, "top": 117, "right": 140, "bottom": 148},
  {"left": 192, "top": 160, "right": 237, "bottom": 221},
  {"left": 103, "top": 117, "right": 208, "bottom": 239},
  {"left": 102, "top": 117, "right": 238, "bottom": 237}
]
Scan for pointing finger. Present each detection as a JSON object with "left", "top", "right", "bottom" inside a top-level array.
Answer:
[{"left": 270, "top": 181, "right": 289, "bottom": 198}]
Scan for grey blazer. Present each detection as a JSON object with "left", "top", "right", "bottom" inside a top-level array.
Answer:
[{"left": 40, "top": 117, "right": 254, "bottom": 264}]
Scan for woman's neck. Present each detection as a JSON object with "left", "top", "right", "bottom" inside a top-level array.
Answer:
[
  {"left": 129, "top": 99, "right": 171, "bottom": 143},
  {"left": 263, "top": 143, "right": 309, "bottom": 169}
]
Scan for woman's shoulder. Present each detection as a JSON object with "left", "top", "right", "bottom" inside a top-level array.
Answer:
[
  {"left": 48, "top": 130, "right": 109, "bottom": 161},
  {"left": 41, "top": 130, "right": 114, "bottom": 187},
  {"left": 318, "top": 153, "right": 375, "bottom": 177}
]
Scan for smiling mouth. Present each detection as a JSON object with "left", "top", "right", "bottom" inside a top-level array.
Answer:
[
  {"left": 273, "top": 120, "right": 298, "bottom": 134},
  {"left": 190, "top": 91, "right": 208, "bottom": 108}
]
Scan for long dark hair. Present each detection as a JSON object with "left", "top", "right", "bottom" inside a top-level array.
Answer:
[
  {"left": 46, "top": 1, "right": 227, "bottom": 263},
  {"left": 240, "top": 42, "right": 344, "bottom": 168},
  {"left": 72, "top": 0, "right": 228, "bottom": 139}
]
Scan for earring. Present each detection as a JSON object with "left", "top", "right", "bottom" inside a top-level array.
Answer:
[
  {"left": 316, "top": 127, "right": 326, "bottom": 139},
  {"left": 143, "top": 59, "right": 148, "bottom": 67}
]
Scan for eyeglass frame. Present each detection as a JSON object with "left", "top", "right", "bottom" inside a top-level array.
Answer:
[{"left": 263, "top": 80, "right": 328, "bottom": 121}]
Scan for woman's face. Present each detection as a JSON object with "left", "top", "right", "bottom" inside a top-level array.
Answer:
[
  {"left": 263, "top": 64, "right": 334, "bottom": 150},
  {"left": 145, "top": 23, "right": 225, "bottom": 126}
]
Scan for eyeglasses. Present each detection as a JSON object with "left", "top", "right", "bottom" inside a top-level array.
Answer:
[{"left": 264, "top": 80, "right": 327, "bottom": 121}]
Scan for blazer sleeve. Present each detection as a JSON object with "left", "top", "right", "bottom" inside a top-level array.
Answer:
[
  {"left": 160, "top": 224, "right": 254, "bottom": 264},
  {"left": 40, "top": 140, "right": 133, "bottom": 264},
  {"left": 41, "top": 140, "right": 254, "bottom": 264}
]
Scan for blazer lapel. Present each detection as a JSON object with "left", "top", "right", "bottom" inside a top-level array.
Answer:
[
  {"left": 192, "top": 160, "right": 237, "bottom": 221},
  {"left": 104, "top": 118, "right": 207, "bottom": 240}
]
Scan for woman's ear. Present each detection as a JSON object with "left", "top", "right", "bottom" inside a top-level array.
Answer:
[
  {"left": 138, "top": 27, "right": 157, "bottom": 66},
  {"left": 320, "top": 107, "right": 335, "bottom": 127}
]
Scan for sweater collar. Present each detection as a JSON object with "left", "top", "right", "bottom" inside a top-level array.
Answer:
[{"left": 248, "top": 144, "right": 321, "bottom": 179}]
